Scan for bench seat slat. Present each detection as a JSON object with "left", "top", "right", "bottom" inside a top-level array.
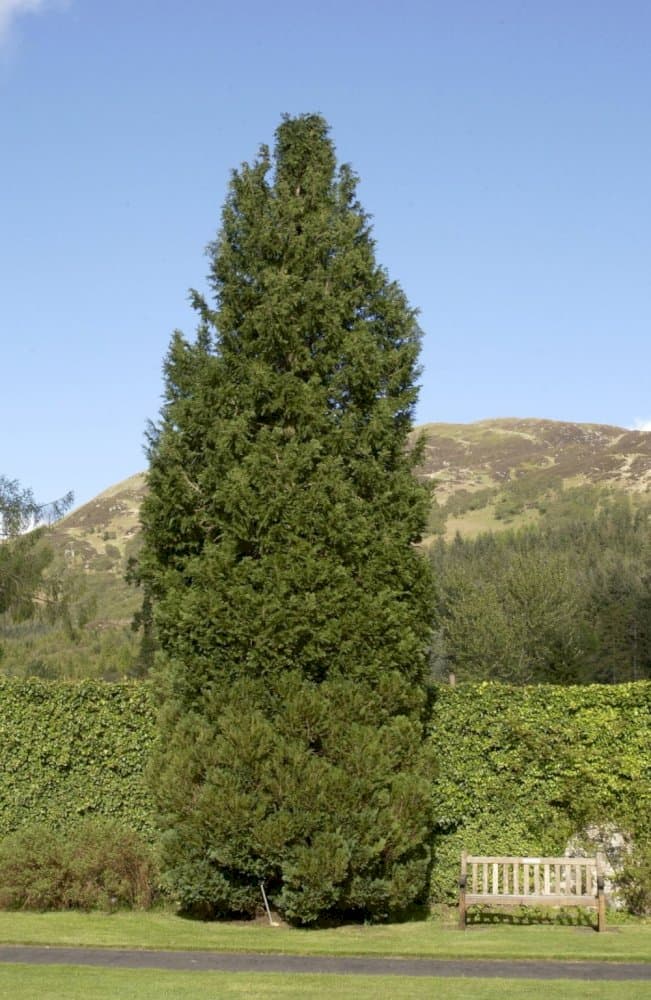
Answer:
[{"left": 465, "top": 892, "right": 598, "bottom": 907}]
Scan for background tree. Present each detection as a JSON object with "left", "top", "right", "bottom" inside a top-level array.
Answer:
[
  {"left": 140, "top": 114, "right": 435, "bottom": 923},
  {"left": 0, "top": 478, "right": 73, "bottom": 652}
]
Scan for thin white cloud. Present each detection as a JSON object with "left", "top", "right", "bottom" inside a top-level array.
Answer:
[
  {"left": 0, "top": 1, "right": 64, "bottom": 44},
  {"left": 632, "top": 419, "right": 651, "bottom": 432}
]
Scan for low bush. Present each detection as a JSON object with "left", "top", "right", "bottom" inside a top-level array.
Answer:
[{"left": 0, "top": 819, "right": 159, "bottom": 911}]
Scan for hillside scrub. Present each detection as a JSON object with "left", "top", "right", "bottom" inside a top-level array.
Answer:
[{"left": 138, "top": 114, "right": 435, "bottom": 924}]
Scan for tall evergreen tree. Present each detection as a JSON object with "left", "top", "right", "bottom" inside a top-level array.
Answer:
[{"left": 140, "top": 114, "right": 435, "bottom": 923}]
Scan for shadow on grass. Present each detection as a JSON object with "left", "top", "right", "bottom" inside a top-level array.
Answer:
[
  {"left": 175, "top": 899, "right": 432, "bottom": 930},
  {"left": 465, "top": 906, "right": 601, "bottom": 930}
]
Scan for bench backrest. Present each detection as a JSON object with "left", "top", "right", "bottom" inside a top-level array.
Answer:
[{"left": 462, "top": 853, "right": 605, "bottom": 900}]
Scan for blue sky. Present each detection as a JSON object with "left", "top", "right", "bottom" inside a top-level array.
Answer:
[{"left": 2, "top": 0, "right": 650, "bottom": 510}]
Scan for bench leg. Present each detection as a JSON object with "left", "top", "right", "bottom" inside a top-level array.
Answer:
[
  {"left": 459, "top": 852, "right": 468, "bottom": 930},
  {"left": 597, "top": 869, "right": 606, "bottom": 932}
]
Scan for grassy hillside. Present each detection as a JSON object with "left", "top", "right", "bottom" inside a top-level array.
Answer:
[
  {"left": 416, "top": 418, "right": 651, "bottom": 541},
  {"left": 47, "top": 471, "right": 146, "bottom": 613},
  {"left": 1, "top": 419, "right": 649, "bottom": 679}
]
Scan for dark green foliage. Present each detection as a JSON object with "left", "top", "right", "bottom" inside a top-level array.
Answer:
[
  {"left": 0, "top": 679, "right": 156, "bottom": 837},
  {"left": 430, "top": 534, "right": 584, "bottom": 684},
  {"left": 428, "top": 681, "right": 651, "bottom": 902},
  {"left": 126, "top": 557, "right": 157, "bottom": 678},
  {"left": 0, "top": 819, "right": 158, "bottom": 911},
  {"left": 431, "top": 492, "right": 651, "bottom": 683},
  {"left": 156, "top": 671, "right": 434, "bottom": 923},
  {"left": 425, "top": 495, "right": 447, "bottom": 535},
  {"left": 139, "top": 114, "right": 435, "bottom": 923}
]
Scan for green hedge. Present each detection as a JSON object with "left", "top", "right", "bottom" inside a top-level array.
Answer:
[
  {"left": 0, "top": 679, "right": 156, "bottom": 838},
  {"left": 0, "top": 678, "right": 649, "bottom": 907},
  {"left": 428, "top": 681, "right": 651, "bottom": 901}
]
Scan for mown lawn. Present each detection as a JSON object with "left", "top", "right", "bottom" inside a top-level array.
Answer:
[
  {"left": 0, "top": 966, "right": 649, "bottom": 1000},
  {"left": 0, "top": 910, "right": 647, "bottom": 963}
]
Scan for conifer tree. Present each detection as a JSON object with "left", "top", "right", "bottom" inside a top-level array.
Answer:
[{"left": 140, "top": 114, "right": 435, "bottom": 923}]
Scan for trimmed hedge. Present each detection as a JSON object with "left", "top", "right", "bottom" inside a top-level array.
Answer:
[
  {"left": 0, "top": 679, "right": 156, "bottom": 838},
  {"left": 0, "top": 678, "right": 649, "bottom": 909},
  {"left": 428, "top": 681, "right": 651, "bottom": 901}
]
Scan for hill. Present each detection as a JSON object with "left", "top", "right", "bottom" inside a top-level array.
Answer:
[
  {"left": 1, "top": 418, "right": 649, "bottom": 679},
  {"left": 416, "top": 418, "right": 651, "bottom": 540},
  {"left": 48, "top": 472, "right": 146, "bottom": 597}
]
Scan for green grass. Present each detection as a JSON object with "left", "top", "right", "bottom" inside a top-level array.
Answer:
[
  {"left": 0, "top": 911, "right": 648, "bottom": 963},
  {"left": 0, "top": 967, "right": 648, "bottom": 1000}
]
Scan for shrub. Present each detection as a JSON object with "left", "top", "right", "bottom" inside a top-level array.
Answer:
[{"left": 0, "top": 819, "right": 159, "bottom": 911}]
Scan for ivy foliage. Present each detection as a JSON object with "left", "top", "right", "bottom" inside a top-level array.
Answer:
[
  {"left": 428, "top": 681, "right": 651, "bottom": 901},
  {"left": 138, "top": 114, "right": 435, "bottom": 923},
  {"left": 0, "top": 679, "right": 156, "bottom": 838}
]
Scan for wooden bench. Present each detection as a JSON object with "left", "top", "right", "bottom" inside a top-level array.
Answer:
[{"left": 458, "top": 851, "right": 606, "bottom": 931}]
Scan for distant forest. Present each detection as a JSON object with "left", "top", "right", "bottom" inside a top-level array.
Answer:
[{"left": 430, "top": 487, "right": 651, "bottom": 684}]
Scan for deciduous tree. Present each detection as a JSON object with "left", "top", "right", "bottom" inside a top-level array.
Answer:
[{"left": 0, "top": 477, "right": 73, "bottom": 638}]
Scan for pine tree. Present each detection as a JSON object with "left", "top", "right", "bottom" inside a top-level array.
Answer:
[{"left": 140, "top": 114, "right": 435, "bottom": 923}]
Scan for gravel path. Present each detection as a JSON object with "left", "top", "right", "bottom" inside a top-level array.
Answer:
[{"left": 0, "top": 946, "right": 649, "bottom": 980}]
